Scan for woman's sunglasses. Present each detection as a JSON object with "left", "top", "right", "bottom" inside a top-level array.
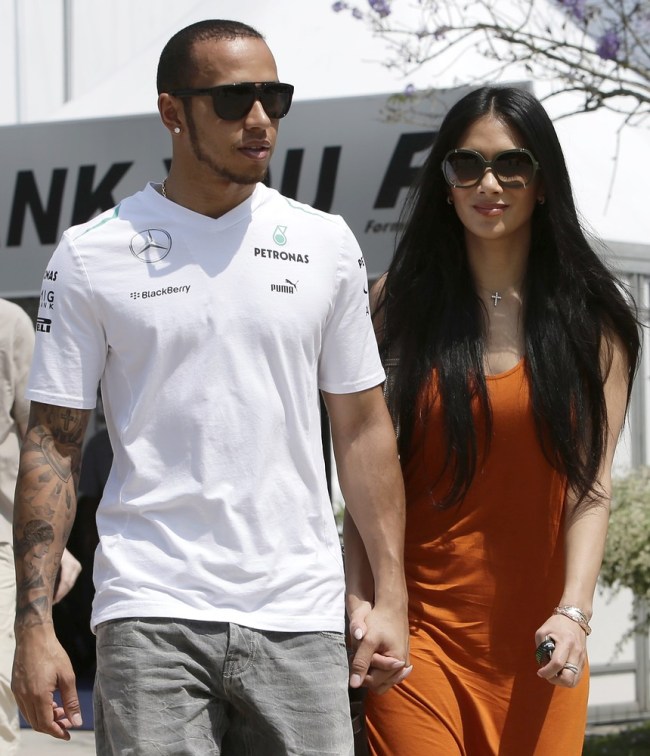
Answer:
[
  {"left": 442, "top": 148, "right": 540, "bottom": 189},
  {"left": 170, "top": 81, "right": 294, "bottom": 121}
]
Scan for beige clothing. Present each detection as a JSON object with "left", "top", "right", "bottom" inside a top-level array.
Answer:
[
  {"left": 0, "top": 299, "right": 34, "bottom": 544},
  {"left": 0, "top": 543, "right": 19, "bottom": 752},
  {"left": 0, "top": 299, "right": 34, "bottom": 752}
]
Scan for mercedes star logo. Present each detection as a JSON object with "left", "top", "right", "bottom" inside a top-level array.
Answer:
[{"left": 130, "top": 229, "right": 172, "bottom": 263}]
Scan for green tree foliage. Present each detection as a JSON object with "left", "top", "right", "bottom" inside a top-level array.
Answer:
[{"left": 600, "top": 467, "right": 650, "bottom": 634}]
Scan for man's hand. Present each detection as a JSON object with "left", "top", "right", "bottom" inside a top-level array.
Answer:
[
  {"left": 12, "top": 624, "right": 83, "bottom": 739},
  {"left": 53, "top": 548, "right": 82, "bottom": 604}
]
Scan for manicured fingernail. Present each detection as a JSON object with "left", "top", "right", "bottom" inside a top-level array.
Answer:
[
  {"left": 397, "top": 665, "right": 414, "bottom": 682},
  {"left": 72, "top": 714, "right": 83, "bottom": 727},
  {"left": 350, "top": 674, "right": 362, "bottom": 688},
  {"left": 353, "top": 628, "right": 363, "bottom": 640},
  {"left": 391, "top": 659, "right": 406, "bottom": 668}
]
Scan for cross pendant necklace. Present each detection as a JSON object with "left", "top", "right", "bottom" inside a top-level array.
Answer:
[{"left": 491, "top": 291, "right": 502, "bottom": 306}]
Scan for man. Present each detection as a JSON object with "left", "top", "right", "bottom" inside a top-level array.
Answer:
[
  {"left": 12, "top": 19, "right": 409, "bottom": 754},
  {"left": 0, "top": 299, "right": 80, "bottom": 754}
]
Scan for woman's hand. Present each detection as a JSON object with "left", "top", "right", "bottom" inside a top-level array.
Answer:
[
  {"left": 348, "top": 598, "right": 412, "bottom": 694},
  {"left": 534, "top": 613, "right": 587, "bottom": 688}
]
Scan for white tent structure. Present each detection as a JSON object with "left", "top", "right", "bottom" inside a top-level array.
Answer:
[{"left": 2, "top": 0, "right": 649, "bottom": 726}]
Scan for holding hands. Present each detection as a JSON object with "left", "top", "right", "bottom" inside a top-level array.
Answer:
[{"left": 347, "top": 596, "right": 412, "bottom": 695}]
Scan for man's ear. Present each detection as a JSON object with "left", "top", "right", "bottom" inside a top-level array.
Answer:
[{"left": 158, "top": 93, "right": 184, "bottom": 136}]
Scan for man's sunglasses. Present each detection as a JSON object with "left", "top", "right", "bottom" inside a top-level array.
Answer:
[
  {"left": 442, "top": 148, "right": 540, "bottom": 189},
  {"left": 169, "top": 81, "right": 294, "bottom": 121}
]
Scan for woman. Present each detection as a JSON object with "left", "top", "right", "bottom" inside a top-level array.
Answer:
[{"left": 350, "top": 87, "right": 641, "bottom": 755}]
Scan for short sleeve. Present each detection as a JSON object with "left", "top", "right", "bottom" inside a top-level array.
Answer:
[
  {"left": 318, "top": 222, "right": 385, "bottom": 394},
  {"left": 26, "top": 233, "right": 106, "bottom": 409}
]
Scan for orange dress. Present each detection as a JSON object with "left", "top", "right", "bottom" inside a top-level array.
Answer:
[{"left": 366, "top": 360, "right": 588, "bottom": 756}]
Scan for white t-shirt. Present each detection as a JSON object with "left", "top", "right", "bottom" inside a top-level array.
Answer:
[{"left": 27, "top": 183, "right": 384, "bottom": 633}]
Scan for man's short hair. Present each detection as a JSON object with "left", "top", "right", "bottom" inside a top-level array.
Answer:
[{"left": 157, "top": 19, "right": 264, "bottom": 94}]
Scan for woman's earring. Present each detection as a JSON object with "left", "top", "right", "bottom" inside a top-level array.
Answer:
[
  {"left": 446, "top": 196, "right": 453, "bottom": 205},
  {"left": 537, "top": 196, "right": 545, "bottom": 205},
  {"left": 173, "top": 126, "right": 181, "bottom": 134}
]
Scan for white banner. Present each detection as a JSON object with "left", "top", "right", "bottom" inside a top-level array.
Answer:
[{"left": 0, "top": 87, "right": 501, "bottom": 296}]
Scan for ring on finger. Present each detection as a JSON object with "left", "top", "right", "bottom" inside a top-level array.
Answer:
[{"left": 562, "top": 662, "right": 579, "bottom": 674}]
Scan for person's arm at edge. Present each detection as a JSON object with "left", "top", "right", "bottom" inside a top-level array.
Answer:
[
  {"left": 323, "top": 378, "right": 410, "bottom": 694},
  {"left": 536, "top": 334, "right": 630, "bottom": 686},
  {"left": 12, "top": 401, "right": 91, "bottom": 738}
]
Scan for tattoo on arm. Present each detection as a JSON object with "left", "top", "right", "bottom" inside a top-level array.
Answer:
[{"left": 13, "top": 402, "right": 90, "bottom": 629}]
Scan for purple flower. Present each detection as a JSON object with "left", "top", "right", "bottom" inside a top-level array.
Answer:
[
  {"left": 596, "top": 28, "right": 620, "bottom": 61},
  {"left": 352, "top": 7, "right": 363, "bottom": 19},
  {"left": 368, "top": 0, "right": 391, "bottom": 18},
  {"left": 332, "top": 1, "right": 348, "bottom": 12},
  {"left": 404, "top": 83, "right": 416, "bottom": 97}
]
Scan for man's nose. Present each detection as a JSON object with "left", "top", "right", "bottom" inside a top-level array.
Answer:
[{"left": 244, "top": 98, "right": 272, "bottom": 127}]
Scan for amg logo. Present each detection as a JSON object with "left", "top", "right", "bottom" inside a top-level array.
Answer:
[{"left": 271, "top": 283, "right": 295, "bottom": 294}]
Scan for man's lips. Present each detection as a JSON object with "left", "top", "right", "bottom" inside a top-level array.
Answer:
[{"left": 239, "top": 143, "right": 271, "bottom": 159}]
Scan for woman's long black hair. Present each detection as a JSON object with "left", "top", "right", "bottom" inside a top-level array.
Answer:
[{"left": 377, "top": 86, "right": 641, "bottom": 508}]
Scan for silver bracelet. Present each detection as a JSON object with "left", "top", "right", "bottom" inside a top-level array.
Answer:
[{"left": 553, "top": 605, "right": 592, "bottom": 636}]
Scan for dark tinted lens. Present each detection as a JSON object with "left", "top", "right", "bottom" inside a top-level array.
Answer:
[
  {"left": 493, "top": 151, "right": 535, "bottom": 186},
  {"left": 211, "top": 85, "right": 257, "bottom": 120},
  {"left": 211, "top": 83, "right": 294, "bottom": 120},
  {"left": 444, "top": 152, "right": 484, "bottom": 187},
  {"left": 258, "top": 84, "right": 294, "bottom": 119}
]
